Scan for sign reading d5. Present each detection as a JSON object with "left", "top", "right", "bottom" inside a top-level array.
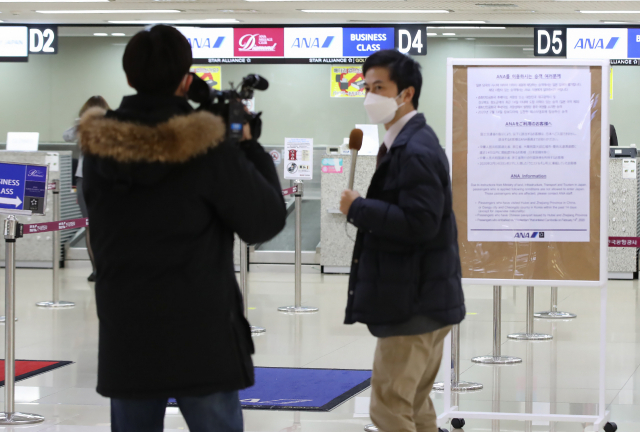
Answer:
[
  {"left": 534, "top": 27, "right": 566, "bottom": 57},
  {"left": 395, "top": 25, "right": 426, "bottom": 56}
]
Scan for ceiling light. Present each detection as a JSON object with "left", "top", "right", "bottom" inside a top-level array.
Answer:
[
  {"left": 93, "top": 32, "right": 108, "bottom": 36},
  {"left": 579, "top": 11, "right": 640, "bottom": 14},
  {"left": 428, "top": 20, "right": 486, "bottom": 24},
  {"left": 109, "top": 18, "right": 239, "bottom": 24},
  {"left": 476, "top": 3, "right": 518, "bottom": 7},
  {"left": 301, "top": 10, "right": 450, "bottom": 14},
  {"left": 443, "top": 33, "right": 456, "bottom": 36},
  {"left": 111, "top": 33, "right": 125, "bottom": 36},
  {"left": 466, "top": 37, "right": 476, "bottom": 40},
  {"left": 427, "top": 32, "right": 437, "bottom": 36},
  {"left": 523, "top": 48, "right": 533, "bottom": 51},
  {"left": 37, "top": 9, "right": 180, "bottom": 13},
  {"left": 602, "top": 21, "right": 631, "bottom": 24}
]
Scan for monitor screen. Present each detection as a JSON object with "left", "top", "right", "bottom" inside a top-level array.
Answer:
[{"left": 0, "top": 26, "right": 28, "bottom": 62}]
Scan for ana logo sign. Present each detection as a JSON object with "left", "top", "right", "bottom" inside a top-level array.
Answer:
[
  {"left": 514, "top": 232, "right": 545, "bottom": 239},
  {"left": 342, "top": 28, "right": 394, "bottom": 56},
  {"left": 567, "top": 28, "right": 627, "bottom": 59},
  {"left": 284, "top": 28, "right": 343, "bottom": 58},
  {"left": 234, "top": 28, "right": 284, "bottom": 57},
  {"left": 177, "top": 27, "right": 234, "bottom": 59}
]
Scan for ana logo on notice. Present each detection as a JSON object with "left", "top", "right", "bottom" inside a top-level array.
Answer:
[
  {"left": 514, "top": 232, "right": 545, "bottom": 239},
  {"left": 573, "top": 37, "right": 619, "bottom": 50}
]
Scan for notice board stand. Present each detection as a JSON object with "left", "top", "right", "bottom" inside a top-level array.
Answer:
[{"left": 440, "top": 58, "right": 611, "bottom": 431}]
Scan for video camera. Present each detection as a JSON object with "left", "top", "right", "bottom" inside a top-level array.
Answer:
[{"left": 188, "top": 73, "right": 269, "bottom": 143}]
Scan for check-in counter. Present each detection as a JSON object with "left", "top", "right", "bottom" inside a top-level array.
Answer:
[
  {"left": 320, "top": 154, "right": 376, "bottom": 273},
  {"left": 608, "top": 157, "right": 640, "bottom": 279}
]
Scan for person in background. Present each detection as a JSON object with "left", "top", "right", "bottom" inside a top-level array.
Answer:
[
  {"left": 340, "top": 50, "right": 465, "bottom": 432},
  {"left": 63, "top": 96, "right": 110, "bottom": 282},
  {"left": 78, "top": 25, "right": 286, "bottom": 432}
]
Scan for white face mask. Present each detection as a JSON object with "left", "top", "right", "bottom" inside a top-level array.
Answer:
[{"left": 363, "top": 90, "right": 405, "bottom": 124}]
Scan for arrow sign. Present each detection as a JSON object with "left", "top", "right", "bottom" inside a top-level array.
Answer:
[
  {"left": 0, "top": 162, "right": 48, "bottom": 215},
  {"left": 0, "top": 196, "right": 22, "bottom": 207}
]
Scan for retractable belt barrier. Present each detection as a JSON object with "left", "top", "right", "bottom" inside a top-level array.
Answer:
[
  {"left": 281, "top": 186, "right": 298, "bottom": 196},
  {"left": 608, "top": 237, "right": 640, "bottom": 247},
  {"left": 23, "top": 217, "right": 88, "bottom": 235}
]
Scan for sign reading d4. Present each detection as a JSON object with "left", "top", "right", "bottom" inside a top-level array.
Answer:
[{"left": 395, "top": 26, "right": 426, "bottom": 56}]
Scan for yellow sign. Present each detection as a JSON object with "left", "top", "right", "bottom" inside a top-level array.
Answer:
[
  {"left": 330, "top": 66, "right": 365, "bottom": 98},
  {"left": 191, "top": 66, "right": 222, "bottom": 91}
]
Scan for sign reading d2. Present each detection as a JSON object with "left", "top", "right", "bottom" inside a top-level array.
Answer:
[
  {"left": 29, "top": 25, "right": 57, "bottom": 55},
  {"left": 534, "top": 27, "right": 566, "bottom": 57},
  {"left": 343, "top": 28, "right": 394, "bottom": 57},
  {"left": 395, "top": 26, "right": 426, "bottom": 56}
]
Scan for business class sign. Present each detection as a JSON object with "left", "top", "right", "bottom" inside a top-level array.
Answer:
[{"left": 178, "top": 25, "right": 425, "bottom": 64}]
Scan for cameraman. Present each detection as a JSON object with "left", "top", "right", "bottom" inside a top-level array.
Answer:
[{"left": 77, "top": 25, "right": 286, "bottom": 432}]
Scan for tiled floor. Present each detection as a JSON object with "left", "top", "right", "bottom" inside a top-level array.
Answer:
[{"left": 0, "top": 263, "right": 637, "bottom": 431}]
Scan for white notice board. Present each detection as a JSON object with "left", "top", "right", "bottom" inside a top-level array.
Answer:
[{"left": 284, "top": 138, "right": 313, "bottom": 180}]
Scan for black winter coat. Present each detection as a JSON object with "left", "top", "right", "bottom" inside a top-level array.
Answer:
[
  {"left": 78, "top": 94, "right": 286, "bottom": 399},
  {"left": 345, "top": 114, "right": 465, "bottom": 326}
]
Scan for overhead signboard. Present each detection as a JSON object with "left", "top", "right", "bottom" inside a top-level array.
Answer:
[
  {"left": 28, "top": 25, "right": 57, "bottom": 55},
  {"left": 0, "top": 162, "right": 48, "bottom": 215},
  {"left": 284, "top": 27, "right": 343, "bottom": 58},
  {"left": 0, "top": 26, "right": 28, "bottom": 62},
  {"left": 534, "top": 27, "right": 566, "bottom": 57},
  {"left": 566, "top": 28, "right": 627, "bottom": 60},
  {"left": 185, "top": 26, "right": 427, "bottom": 64},
  {"left": 178, "top": 27, "right": 233, "bottom": 59}
]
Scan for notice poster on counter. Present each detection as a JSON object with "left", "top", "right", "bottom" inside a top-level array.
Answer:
[
  {"left": 330, "top": 66, "right": 365, "bottom": 98},
  {"left": 190, "top": 65, "right": 222, "bottom": 91},
  {"left": 284, "top": 138, "right": 313, "bottom": 180},
  {"left": 467, "top": 67, "right": 592, "bottom": 242}
]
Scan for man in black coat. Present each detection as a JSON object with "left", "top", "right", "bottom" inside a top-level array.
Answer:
[
  {"left": 340, "top": 50, "right": 465, "bottom": 432},
  {"left": 78, "top": 26, "right": 286, "bottom": 432}
]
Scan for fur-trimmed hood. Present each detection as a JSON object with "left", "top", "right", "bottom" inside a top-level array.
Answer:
[{"left": 78, "top": 107, "right": 226, "bottom": 164}]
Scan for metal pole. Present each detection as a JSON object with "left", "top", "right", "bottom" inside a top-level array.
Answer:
[
  {"left": 433, "top": 324, "right": 483, "bottom": 392},
  {"left": 534, "top": 286, "right": 577, "bottom": 319},
  {"left": 36, "top": 179, "right": 74, "bottom": 309},
  {"left": 508, "top": 286, "right": 552, "bottom": 341},
  {"left": 240, "top": 240, "right": 264, "bottom": 335},
  {"left": 278, "top": 181, "right": 318, "bottom": 314},
  {"left": 472, "top": 286, "right": 522, "bottom": 364},
  {"left": 492, "top": 365, "right": 501, "bottom": 432},
  {"left": 0, "top": 216, "right": 44, "bottom": 425}
]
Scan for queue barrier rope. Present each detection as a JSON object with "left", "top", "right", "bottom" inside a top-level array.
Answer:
[{"left": 282, "top": 186, "right": 298, "bottom": 196}]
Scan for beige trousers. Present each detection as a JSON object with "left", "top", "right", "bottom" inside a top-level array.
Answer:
[{"left": 370, "top": 326, "right": 452, "bottom": 432}]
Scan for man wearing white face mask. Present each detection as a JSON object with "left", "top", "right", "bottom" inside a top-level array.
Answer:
[{"left": 340, "top": 50, "right": 464, "bottom": 432}]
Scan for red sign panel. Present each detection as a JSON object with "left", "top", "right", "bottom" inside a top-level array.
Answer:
[{"left": 234, "top": 28, "right": 284, "bottom": 57}]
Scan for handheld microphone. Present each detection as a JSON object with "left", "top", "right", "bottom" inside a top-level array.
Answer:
[{"left": 347, "top": 128, "right": 364, "bottom": 191}]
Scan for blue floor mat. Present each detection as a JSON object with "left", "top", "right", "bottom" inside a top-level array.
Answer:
[{"left": 169, "top": 367, "right": 372, "bottom": 412}]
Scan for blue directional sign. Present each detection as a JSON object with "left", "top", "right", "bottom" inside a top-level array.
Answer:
[{"left": 0, "top": 162, "right": 48, "bottom": 215}]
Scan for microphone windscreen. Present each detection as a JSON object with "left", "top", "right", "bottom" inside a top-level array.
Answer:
[{"left": 349, "top": 128, "right": 364, "bottom": 151}]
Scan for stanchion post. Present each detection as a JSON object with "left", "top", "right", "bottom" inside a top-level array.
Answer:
[
  {"left": 508, "top": 286, "right": 552, "bottom": 341},
  {"left": 433, "top": 324, "right": 483, "bottom": 392},
  {"left": 278, "top": 181, "right": 318, "bottom": 314},
  {"left": 36, "top": 179, "right": 74, "bottom": 309},
  {"left": 240, "top": 239, "right": 265, "bottom": 334},
  {"left": 534, "top": 286, "right": 577, "bottom": 319},
  {"left": 0, "top": 216, "right": 44, "bottom": 425},
  {"left": 472, "top": 285, "right": 522, "bottom": 364}
]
